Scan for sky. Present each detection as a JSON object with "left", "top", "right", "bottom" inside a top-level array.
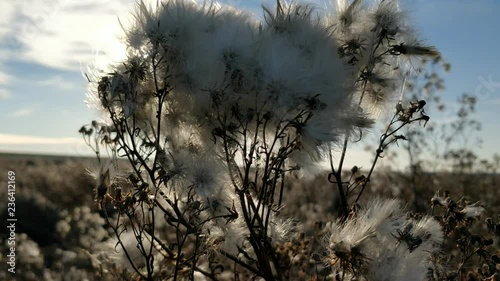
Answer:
[{"left": 0, "top": 0, "right": 499, "bottom": 169}]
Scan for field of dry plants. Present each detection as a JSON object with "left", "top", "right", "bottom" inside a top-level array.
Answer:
[
  {"left": 0, "top": 153, "right": 499, "bottom": 280},
  {"left": 2, "top": 0, "right": 500, "bottom": 280}
]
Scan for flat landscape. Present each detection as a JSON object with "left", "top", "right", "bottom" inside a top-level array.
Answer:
[{"left": 1, "top": 152, "right": 499, "bottom": 280}]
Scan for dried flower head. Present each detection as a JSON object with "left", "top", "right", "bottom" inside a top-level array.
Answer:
[{"left": 326, "top": 197, "right": 443, "bottom": 279}]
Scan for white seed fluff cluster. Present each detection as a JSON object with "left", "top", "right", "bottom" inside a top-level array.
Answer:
[
  {"left": 326, "top": 197, "right": 444, "bottom": 281},
  {"left": 86, "top": 0, "right": 438, "bottom": 180},
  {"left": 84, "top": 0, "right": 442, "bottom": 275},
  {"left": 87, "top": 0, "right": 376, "bottom": 174}
]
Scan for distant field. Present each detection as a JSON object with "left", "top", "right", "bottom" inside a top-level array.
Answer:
[
  {"left": 0, "top": 152, "right": 499, "bottom": 280},
  {"left": 0, "top": 152, "right": 98, "bottom": 160}
]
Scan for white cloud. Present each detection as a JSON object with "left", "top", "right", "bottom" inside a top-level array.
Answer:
[
  {"left": 0, "top": 133, "right": 82, "bottom": 145},
  {"left": 1, "top": 0, "right": 265, "bottom": 72},
  {"left": 0, "top": 50, "right": 13, "bottom": 89},
  {"left": 0, "top": 133, "right": 93, "bottom": 156},
  {"left": 10, "top": 106, "right": 37, "bottom": 118},
  {"left": 6, "top": 0, "right": 134, "bottom": 70},
  {"left": 0, "top": 89, "right": 11, "bottom": 100},
  {"left": 0, "top": 71, "right": 12, "bottom": 85},
  {"left": 0, "top": 1, "right": 16, "bottom": 39},
  {"left": 38, "top": 75, "right": 77, "bottom": 90}
]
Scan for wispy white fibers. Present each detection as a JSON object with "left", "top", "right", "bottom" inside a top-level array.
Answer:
[
  {"left": 328, "top": 198, "right": 402, "bottom": 253},
  {"left": 88, "top": 0, "right": 410, "bottom": 181},
  {"left": 185, "top": 7, "right": 256, "bottom": 92},
  {"left": 87, "top": 0, "right": 440, "bottom": 176},
  {"left": 460, "top": 201, "right": 486, "bottom": 218},
  {"left": 86, "top": 1, "right": 442, "bottom": 273},
  {"left": 322, "top": 0, "right": 438, "bottom": 118},
  {"left": 257, "top": 2, "right": 355, "bottom": 117},
  {"left": 411, "top": 215, "right": 444, "bottom": 252},
  {"left": 326, "top": 197, "right": 443, "bottom": 280}
]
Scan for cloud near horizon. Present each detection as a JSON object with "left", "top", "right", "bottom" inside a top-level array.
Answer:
[
  {"left": 0, "top": 133, "right": 93, "bottom": 156},
  {"left": 0, "top": 133, "right": 82, "bottom": 145}
]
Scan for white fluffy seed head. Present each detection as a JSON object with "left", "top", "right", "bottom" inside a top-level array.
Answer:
[{"left": 326, "top": 197, "right": 444, "bottom": 279}]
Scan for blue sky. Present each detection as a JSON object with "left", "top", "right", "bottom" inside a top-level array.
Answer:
[{"left": 0, "top": 0, "right": 499, "bottom": 168}]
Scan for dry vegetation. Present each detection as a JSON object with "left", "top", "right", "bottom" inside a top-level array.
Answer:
[{"left": 1, "top": 154, "right": 499, "bottom": 280}]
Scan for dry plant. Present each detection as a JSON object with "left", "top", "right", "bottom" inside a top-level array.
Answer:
[{"left": 78, "top": 1, "right": 499, "bottom": 280}]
